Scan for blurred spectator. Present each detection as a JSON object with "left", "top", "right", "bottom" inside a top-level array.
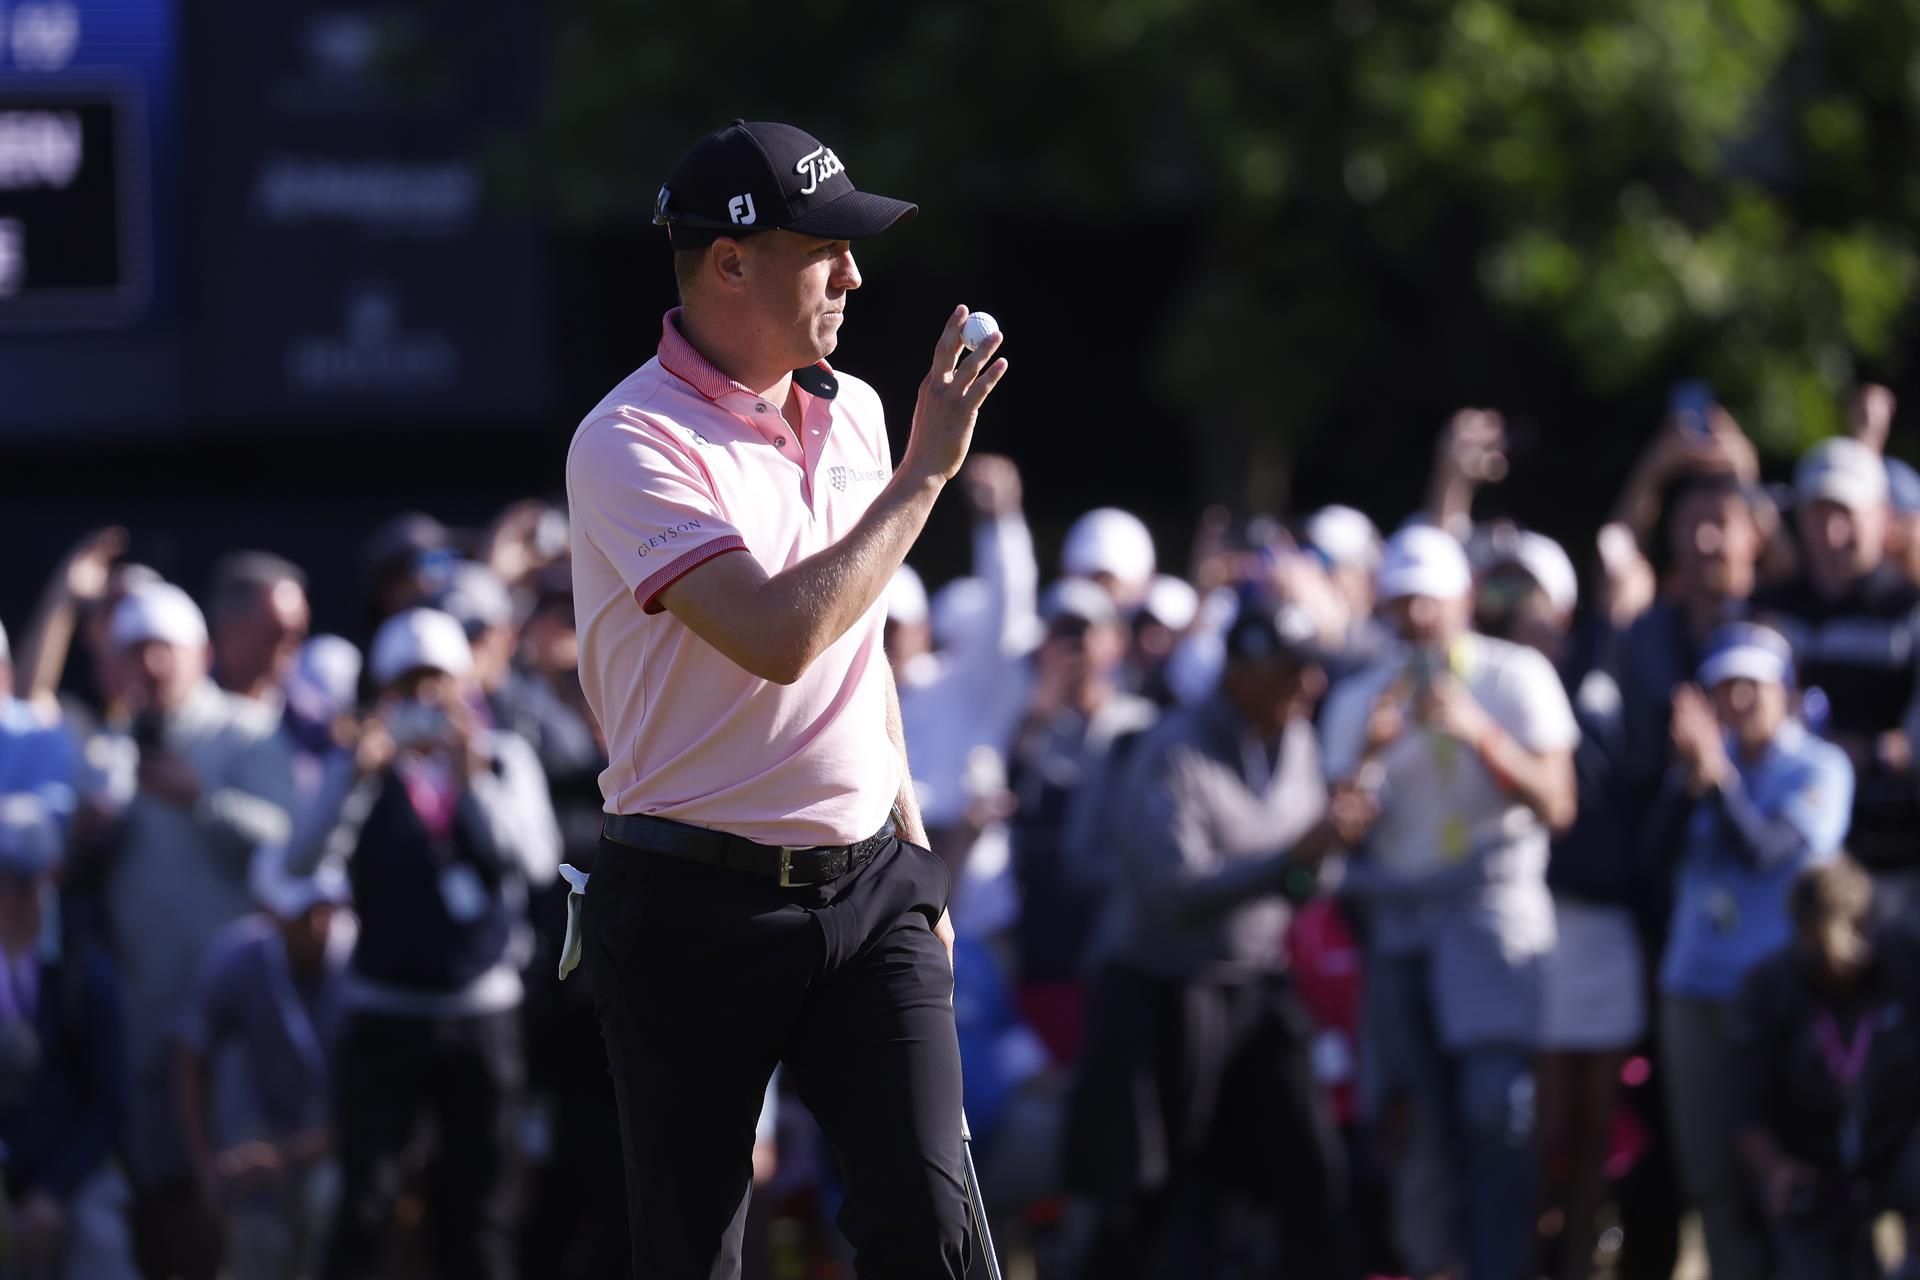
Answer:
[
  {"left": 1425, "top": 408, "right": 1511, "bottom": 541},
  {"left": 1616, "top": 471, "right": 1763, "bottom": 805},
  {"left": 1006, "top": 578, "right": 1157, "bottom": 1063},
  {"left": 174, "top": 854, "right": 352, "bottom": 1280},
  {"left": 1755, "top": 439, "right": 1920, "bottom": 918},
  {"left": 283, "top": 608, "right": 557, "bottom": 1280},
  {"left": 1322, "top": 524, "right": 1578, "bottom": 1280},
  {"left": 0, "top": 621, "right": 80, "bottom": 828},
  {"left": 205, "top": 553, "right": 310, "bottom": 710},
  {"left": 1612, "top": 408, "right": 1763, "bottom": 547},
  {"left": 1652, "top": 622, "right": 1854, "bottom": 1280},
  {"left": 476, "top": 500, "right": 570, "bottom": 597},
  {"left": 1067, "top": 600, "right": 1375, "bottom": 1280},
  {"left": 355, "top": 514, "right": 453, "bottom": 640},
  {"left": 280, "top": 638, "right": 362, "bottom": 810},
  {"left": 1128, "top": 574, "right": 1199, "bottom": 707},
  {"left": 1846, "top": 384, "right": 1898, "bottom": 457},
  {"left": 1884, "top": 457, "right": 1920, "bottom": 589},
  {"left": 97, "top": 582, "right": 295, "bottom": 1280},
  {"left": 435, "top": 562, "right": 516, "bottom": 712},
  {"left": 1305, "top": 505, "right": 1382, "bottom": 627},
  {"left": 12, "top": 528, "right": 155, "bottom": 726},
  {"left": 0, "top": 794, "right": 132, "bottom": 1280},
  {"left": 1733, "top": 858, "right": 1920, "bottom": 1280},
  {"left": 1061, "top": 507, "right": 1156, "bottom": 613},
  {"left": 891, "top": 456, "right": 1037, "bottom": 866},
  {"left": 1477, "top": 531, "right": 1644, "bottom": 1280}
]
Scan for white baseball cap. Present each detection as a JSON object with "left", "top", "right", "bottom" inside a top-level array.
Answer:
[
  {"left": 1062, "top": 508, "right": 1156, "bottom": 585},
  {"left": 1140, "top": 575, "right": 1200, "bottom": 630},
  {"left": 1376, "top": 525, "right": 1472, "bottom": 602},
  {"left": 286, "top": 635, "right": 363, "bottom": 724},
  {"left": 1796, "top": 438, "right": 1888, "bottom": 511},
  {"left": 1306, "top": 505, "right": 1382, "bottom": 570},
  {"left": 1041, "top": 577, "right": 1119, "bottom": 628},
  {"left": 1698, "top": 622, "right": 1794, "bottom": 689},
  {"left": 109, "top": 581, "right": 209, "bottom": 652},
  {"left": 369, "top": 608, "right": 473, "bottom": 687},
  {"left": 1498, "top": 531, "right": 1579, "bottom": 615},
  {"left": 886, "top": 566, "right": 930, "bottom": 627}
]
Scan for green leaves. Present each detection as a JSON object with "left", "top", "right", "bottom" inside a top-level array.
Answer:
[{"left": 534, "top": 0, "right": 1920, "bottom": 466}]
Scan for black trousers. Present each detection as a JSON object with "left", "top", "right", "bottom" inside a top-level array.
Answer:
[
  {"left": 1064, "top": 964, "right": 1355, "bottom": 1280},
  {"left": 322, "top": 1007, "right": 524, "bottom": 1280},
  {"left": 582, "top": 832, "right": 970, "bottom": 1280}
]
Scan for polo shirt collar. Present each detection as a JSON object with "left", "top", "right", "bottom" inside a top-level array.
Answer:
[{"left": 657, "top": 307, "right": 839, "bottom": 403}]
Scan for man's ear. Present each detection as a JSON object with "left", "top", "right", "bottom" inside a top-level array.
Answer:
[{"left": 708, "top": 237, "right": 752, "bottom": 293}]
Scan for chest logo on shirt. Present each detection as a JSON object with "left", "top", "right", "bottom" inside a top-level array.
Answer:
[
  {"left": 829, "top": 465, "right": 888, "bottom": 493},
  {"left": 638, "top": 519, "right": 702, "bottom": 558}
]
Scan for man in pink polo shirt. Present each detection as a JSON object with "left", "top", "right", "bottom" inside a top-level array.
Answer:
[{"left": 565, "top": 119, "right": 1007, "bottom": 1279}]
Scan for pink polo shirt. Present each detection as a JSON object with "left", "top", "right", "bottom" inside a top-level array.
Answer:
[{"left": 566, "top": 309, "right": 901, "bottom": 847}]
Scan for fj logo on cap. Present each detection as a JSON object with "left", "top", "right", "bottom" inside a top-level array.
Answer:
[
  {"left": 728, "top": 194, "right": 757, "bottom": 225},
  {"left": 794, "top": 145, "right": 844, "bottom": 196}
]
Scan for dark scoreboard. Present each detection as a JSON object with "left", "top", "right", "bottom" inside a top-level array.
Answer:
[
  {"left": 0, "top": 91, "right": 139, "bottom": 316},
  {"left": 0, "top": 0, "right": 551, "bottom": 437},
  {"left": 0, "top": 0, "right": 177, "bottom": 429}
]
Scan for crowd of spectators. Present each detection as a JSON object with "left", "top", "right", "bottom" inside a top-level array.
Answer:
[{"left": 9, "top": 387, "right": 1920, "bottom": 1280}]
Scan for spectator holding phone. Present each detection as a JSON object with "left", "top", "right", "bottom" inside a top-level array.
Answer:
[
  {"left": 282, "top": 608, "right": 557, "bottom": 1280},
  {"left": 1322, "top": 524, "right": 1579, "bottom": 1280},
  {"left": 98, "top": 582, "right": 296, "bottom": 1279}
]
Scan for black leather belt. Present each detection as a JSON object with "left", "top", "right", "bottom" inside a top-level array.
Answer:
[{"left": 601, "top": 812, "right": 890, "bottom": 887}]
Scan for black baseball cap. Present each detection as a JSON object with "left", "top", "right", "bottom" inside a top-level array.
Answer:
[
  {"left": 1225, "top": 598, "right": 1332, "bottom": 667},
  {"left": 653, "top": 120, "right": 917, "bottom": 249}
]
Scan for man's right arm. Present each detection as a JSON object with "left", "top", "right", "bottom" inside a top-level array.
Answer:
[{"left": 656, "top": 310, "right": 1006, "bottom": 685}]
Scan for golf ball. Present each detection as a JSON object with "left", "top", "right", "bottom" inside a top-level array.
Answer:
[{"left": 962, "top": 311, "right": 1000, "bottom": 351}]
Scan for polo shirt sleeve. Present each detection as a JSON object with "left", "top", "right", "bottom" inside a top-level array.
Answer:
[
  {"left": 568, "top": 416, "right": 749, "bottom": 615},
  {"left": 1493, "top": 647, "right": 1580, "bottom": 753},
  {"left": 1318, "top": 672, "right": 1376, "bottom": 780}
]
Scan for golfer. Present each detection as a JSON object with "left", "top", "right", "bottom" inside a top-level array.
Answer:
[{"left": 564, "top": 119, "right": 1008, "bottom": 1278}]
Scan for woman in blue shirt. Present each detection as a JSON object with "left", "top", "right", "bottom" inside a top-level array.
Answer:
[{"left": 1658, "top": 622, "right": 1855, "bottom": 1280}]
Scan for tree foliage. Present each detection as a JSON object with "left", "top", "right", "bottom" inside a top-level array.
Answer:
[{"left": 534, "top": 0, "right": 1920, "bottom": 459}]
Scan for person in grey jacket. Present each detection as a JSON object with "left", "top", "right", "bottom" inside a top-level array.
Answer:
[
  {"left": 279, "top": 608, "right": 558, "bottom": 1280},
  {"left": 1065, "top": 598, "right": 1378, "bottom": 1280},
  {"left": 98, "top": 581, "right": 297, "bottom": 1280}
]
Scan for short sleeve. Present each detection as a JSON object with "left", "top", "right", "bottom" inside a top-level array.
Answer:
[
  {"left": 1492, "top": 647, "right": 1580, "bottom": 754},
  {"left": 1320, "top": 669, "right": 1382, "bottom": 780},
  {"left": 1778, "top": 744, "right": 1855, "bottom": 859},
  {"left": 567, "top": 417, "right": 748, "bottom": 614}
]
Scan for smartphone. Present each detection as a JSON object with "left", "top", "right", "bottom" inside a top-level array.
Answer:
[
  {"left": 384, "top": 700, "right": 450, "bottom": 750},
  {"left": 1408, "top": 647, "right": 1439, "bottom": 701},
  {"left": 1669, "top": 379, "right": 1715, "bottom": 439}
]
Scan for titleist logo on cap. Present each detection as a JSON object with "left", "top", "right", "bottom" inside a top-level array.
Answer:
[{"left": 795, "top": 145, "right": 844, "bottom": 196}]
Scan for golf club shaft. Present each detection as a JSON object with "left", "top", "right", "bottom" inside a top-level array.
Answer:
[{"left": 961, "top": 1130, "right": 1004, "bottom": 1280}]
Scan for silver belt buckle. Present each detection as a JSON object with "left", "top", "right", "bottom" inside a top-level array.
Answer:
[{"left": 778, "top": 848, "right": 795, "bottom": 888}]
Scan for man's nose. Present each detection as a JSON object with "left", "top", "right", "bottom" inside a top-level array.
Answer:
[{"left": 834, "top": 248, "right": 861, "bottom": 291}]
